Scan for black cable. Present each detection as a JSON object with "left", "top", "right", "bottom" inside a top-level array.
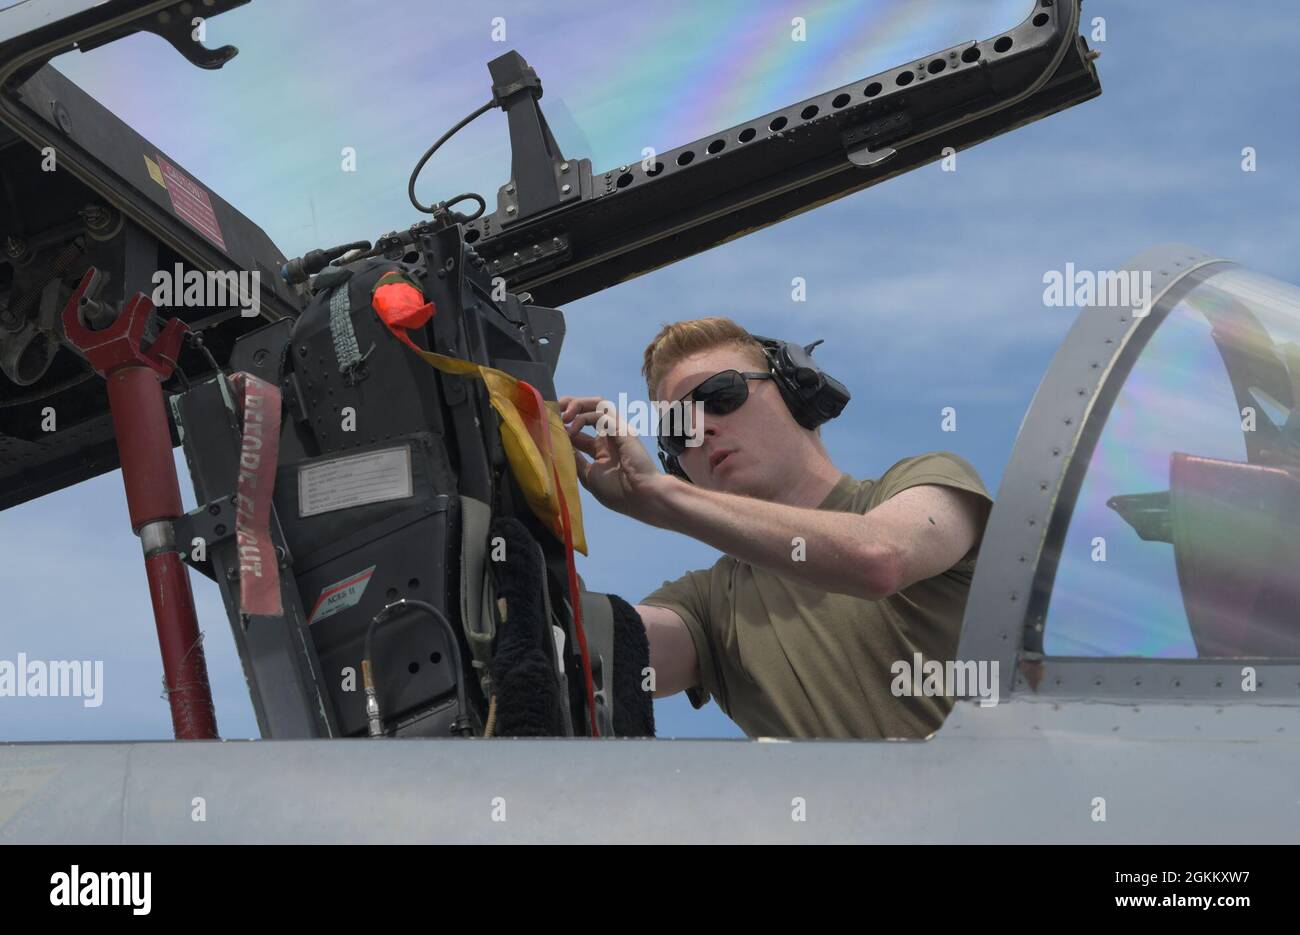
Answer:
[
  {"left": 0, "top": 368, "right": 95, "bottom": 408},
  {"left": 184, "top": 330, "right": 223, "bottom": 379},
  {"left": 166, "top": 362, "right": 191, "bottom": 393},
  {"left": 436, "top": 192, "right": 487, "bottom": 224},
  {"left": 408, "top": 100, "right": 495, "bottom": 215},
  {"left": 363, "top": 598, "right": 472, "bottom": 737}
]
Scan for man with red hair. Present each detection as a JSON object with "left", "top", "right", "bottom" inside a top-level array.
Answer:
[{"left": 560, "top": 316, "right": 993, "bottom": 739}]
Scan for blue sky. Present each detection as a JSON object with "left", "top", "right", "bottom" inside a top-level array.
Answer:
[{"left": 2, "top": 0, "right": 1297, "bottom": 740}]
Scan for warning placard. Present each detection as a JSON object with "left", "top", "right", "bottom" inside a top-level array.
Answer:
[
  {"left": 308, "top": 566, "right": 376, "bottom": 625},
  {"left": 298, "top": 446, "right": 414, "bottom": 518},
  {"left": 155, "top": 153, "right": 228, "bottom": 252}
]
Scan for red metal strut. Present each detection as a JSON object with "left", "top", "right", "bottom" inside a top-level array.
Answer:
[{"left": 62, "top": 268, "right": 219, "bottom": 740}]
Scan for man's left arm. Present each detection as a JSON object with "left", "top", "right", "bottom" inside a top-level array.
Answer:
[{"left": 643, "top": 479, "right": 990, "bottom": 601}]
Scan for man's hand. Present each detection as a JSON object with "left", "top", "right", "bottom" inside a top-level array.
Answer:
[{"left": 558, "top": 395, "right": 673, "bottom": 524}]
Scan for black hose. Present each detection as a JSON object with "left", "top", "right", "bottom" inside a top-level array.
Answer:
[
  {"left": 363, "top": 598, "right": 472, "bottom": 736},
  {"left": 407, "top": 100, "right": 495, "bottom": 215}
]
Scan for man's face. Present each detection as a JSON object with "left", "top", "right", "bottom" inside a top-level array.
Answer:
[{"left": 656, "top": 346, "right": 801, "bottom": 497}]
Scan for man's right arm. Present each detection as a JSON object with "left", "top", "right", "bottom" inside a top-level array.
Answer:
[{"left": 635, "top": 603, "right": 701, "bottom": 699}]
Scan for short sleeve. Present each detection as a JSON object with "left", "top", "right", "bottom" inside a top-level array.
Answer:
[
  {"left": 874, "top": 451, "right": 992, "bottom": 504},
  {"left": 639, "top": 568, "right": 719, "bottom": 710},
  {"left": 872, "top": 451, "right": 994, "bottom": 561}
]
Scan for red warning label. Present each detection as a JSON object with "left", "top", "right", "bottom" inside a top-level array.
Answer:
[
  {"left": 156, "top": 153, "right": 228, "bottom": 252},
  {"left": 308, "top": 566, "right": 376, "bottom": 625}
]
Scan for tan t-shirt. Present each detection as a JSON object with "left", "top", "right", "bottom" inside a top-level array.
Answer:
[{"left": 640, "top": 451, "right": 993, "bottom": 739}]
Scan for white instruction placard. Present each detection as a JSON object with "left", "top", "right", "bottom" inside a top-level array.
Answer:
[{"left": 298, "top": 446, "right": 413, "bottom": 517}]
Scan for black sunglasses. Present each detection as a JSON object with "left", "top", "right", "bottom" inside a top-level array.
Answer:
[{"left": 657, "top": 369, "right": 773, "bottom": 456}]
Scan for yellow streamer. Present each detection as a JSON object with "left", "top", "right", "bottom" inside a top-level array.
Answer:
[{"left": 406, "top": 349, "right": 587, "bottom": 555}]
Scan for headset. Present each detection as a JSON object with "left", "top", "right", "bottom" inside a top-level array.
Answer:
[{"left": 656, "top": 333, "right": 851, "bottom": 483}]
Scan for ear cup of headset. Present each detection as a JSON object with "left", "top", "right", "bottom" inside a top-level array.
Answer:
[{"left": 752, "top": 334, "right": 850, "bottom": 430}]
